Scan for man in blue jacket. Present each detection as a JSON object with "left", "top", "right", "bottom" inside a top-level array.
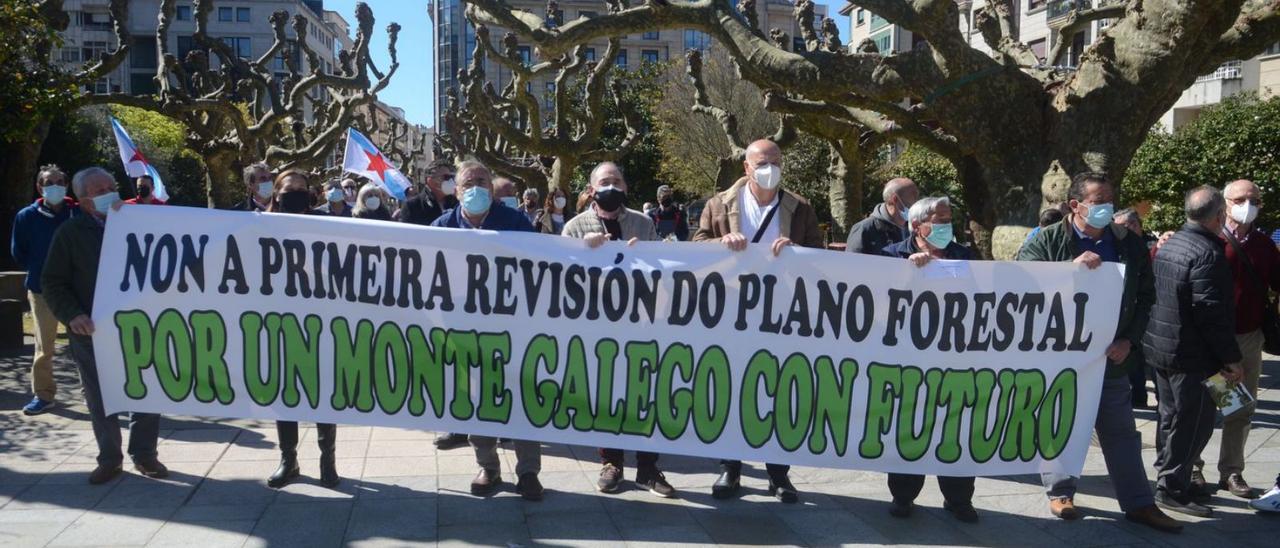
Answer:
[
  {"left": 10, "top": 164, "right": 76, "bottom": 415},
  {"left": 429, "top": 160, "right": 542, "bottom": 501}
]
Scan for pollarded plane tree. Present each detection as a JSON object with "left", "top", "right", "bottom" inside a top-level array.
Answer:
[
  {"left": 444, "top": 7, "right": 645, "bottom": 195},
  {"left": 84, "top": 0, "right": 399, "bottom": 206},
  {"left": 463, "top": 0, "right": 1280, "bottom": 257}
]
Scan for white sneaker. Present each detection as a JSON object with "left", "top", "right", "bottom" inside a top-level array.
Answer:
[{"left": 1249, "top": 483, "right": 1280, "bottom": 512}]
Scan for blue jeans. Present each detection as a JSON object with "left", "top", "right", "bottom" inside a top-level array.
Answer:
[
  {"left": 69, "top": 337, "right": 160, "bottom": 467},
  {"left": 1042, "top": 375, "right": 1154, "bottom": 512}
]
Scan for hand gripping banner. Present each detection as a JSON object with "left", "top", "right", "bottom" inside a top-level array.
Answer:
[{"left": 92, "top": 206, "right": 1122, "bottom": 476}]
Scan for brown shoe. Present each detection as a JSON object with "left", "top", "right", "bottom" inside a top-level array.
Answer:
[
  {"left": 1125, "top": 504, "right": 1183, "bottom": 533},
  {"left": 1219, "top": 474, "right": 1257, "bottom": 499},
  {"left": 88, "top": 463, "right": 123, "bottom": 485},
  {"left": 1049, "top": 498, "right": 1080, "bottom": 520},
  {"left": 470, "top": 468, "right": 502, "bottom": 496},
  {"left": 134, "top": 458, "right": 169, "bottom": 479}
]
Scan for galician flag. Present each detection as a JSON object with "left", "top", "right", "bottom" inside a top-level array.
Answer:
[
  {"left": 109, "top": 117, "right": 169, "bottom": 202},
  {"left": 342, "top": 127, "right": 410, "bottom": 200}
]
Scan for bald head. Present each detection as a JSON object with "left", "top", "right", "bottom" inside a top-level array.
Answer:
[
  {"left": 590, "top": 162, "right": 627, "bottom": 191},
  {"left": 1225, "top": 179, "right": 1259, "bottom": 200},
  {"left": 492, "top": 177, "right": 517, "bottom": 199}
]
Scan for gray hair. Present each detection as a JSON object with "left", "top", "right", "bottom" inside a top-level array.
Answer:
[
  {"left": 1185, "top": 185, "right": 1224, "bottom": 224},
  {"left": 454, "top": 159, "right": 491, "bottom": 179},
  {"left": 907, "top": 196, "right": 950, "bottom": 231},
  {"left": 37, "top": 164, "right": 66, "bottom": 184},
  {"left": 590, "top": 161, "right": 624, "bottom": 184},
  {"left": 883, "top": 177, "right": 915, "bottom": 203},
  {"left": 242, "top": 162, "right": 269, "bottom": 183},
  {"left": 1113, "top": 207, "right": 1140, "bottom": 223},
  {"left": 522, "top": 188, "right": 540, "bottom": 199},
  {"left": 71, "top": 167, "right": 115, "bottom": 198}
]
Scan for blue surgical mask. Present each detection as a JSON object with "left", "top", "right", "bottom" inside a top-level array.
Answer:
[
  {"left": 924, "top": 222, "right": 953, "bottom": 249},
  {"left": 92, "top": 192, "right": 121, "bottom": 215},
  {"left": 42, "top": 185, "right": 66, "bottom": 203},
  {"left": 326, "top": 188, "right": 344, "bottom": 202},
  {"left": 462, "top": 186, "right": 491, "bottom": 216},
  {"left": 499, "top": 196, "right": 518, "bottom": 209},
  {"left": 1084, "top": 202, "right": 1114, "bottom": 229}
]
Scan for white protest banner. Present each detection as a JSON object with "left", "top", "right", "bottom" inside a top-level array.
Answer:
[{"left": 92, "top": 206, "right": 1122, "bottom": 476}]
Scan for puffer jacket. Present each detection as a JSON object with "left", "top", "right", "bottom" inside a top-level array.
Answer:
[{"left": 1142, "top": 222, "right": 1242, "bottom": 374}]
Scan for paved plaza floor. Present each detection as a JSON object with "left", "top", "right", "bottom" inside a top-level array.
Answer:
[{"left": 1, "top": 341, "right": 1277, "bottom": 547}]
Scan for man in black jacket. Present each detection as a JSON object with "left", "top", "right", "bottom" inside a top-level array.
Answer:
[
  {"left": 845, "top": 177, "right": 916, "bottom": 254},
  {"left": 1143, "top": 185, "right": 1244, "bottom": 518},
  {"left": 400, "top": 159, "right": 458, "bottom": 226}
]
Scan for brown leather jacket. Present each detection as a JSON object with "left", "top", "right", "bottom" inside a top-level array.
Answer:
[{"left": 692, "top": 177, "right": 824, "bottom": 249}]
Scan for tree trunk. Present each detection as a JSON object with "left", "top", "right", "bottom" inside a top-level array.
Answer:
[
  {"left": 825, "top": 140, "right": 861, "bottom": 238},
  {"left": 550, "top": 157, "right": 577, "bottom": 196},
  {"left": 201, "top": 152, "right": 235, "bottom": 209},
  {"left": 714, "top": 157, "right": 740, "bottom": 191},
  {"left": 0, "top": 121, "right": 52, "bottom": 270}
]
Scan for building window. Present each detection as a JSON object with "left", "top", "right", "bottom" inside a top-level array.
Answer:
[
  {"left": 218, "top": 7, "right": 232, "bottom": 22},
  {"left": 793, "top": 37, "right": 805, "bottom": 52},
  {"left": 61, "top": 47, "right": 81, "bottom": 63},
  {"left": 544, "top": 82, "right": 555, "bottom": 110},
  {"left": 869, "top": 30, "right": 891, "bottom": 53},
  {"left": 1265, "top": 42, "right": 1280, "bottom": 57},
  {"left": 131, "top": 36, "right": 157, "bottom": 69},
  {"left": 547, "top": 9, "right": 563, "bottom": 27},
  {"left": 236, "top": 7, "right": 250, "bottom": 23},
  {"left": 856, "top": 9, "right": 865, "bottom": 25},
  {"left": 517, "top": 45, "right": 532, "bottom": 66},
  {"left": 176, "top": 5, "right": 192, "bottom": 21},
  {"left": 1027, "top": 0, "right": 1047, "bottom": 11},
  {"left": 1067, "top": 31, "right": 1085, "bottom": 67},
  {"left": 221, "top": 36, "right": 251, "bottom": 58},
  {"left": 643, "top": 31, "right": 659, "bottom": 40},
  {"left": 683, "top": 30, "right": 712, "bottom": 51},
  {"left": 82, "top": 41, "right": 110, "bottom": 63},
  {"left": 1028, "top": 38, "right": 1046, "bottom": 63},
  {"left": 615, "top": 49, "right": 628, "bottom": 69},
  {"left": 641, "top": 49, "right": 659, "bottom": 63},
  {"left": 584, "top": 47, "right": 596, "bottom": 61},
  {"left": 82, "top": 11, "right": 113, "bottom": 31},
  {"left": 130, "top": 73, "right": 156, "bottom": 95}
]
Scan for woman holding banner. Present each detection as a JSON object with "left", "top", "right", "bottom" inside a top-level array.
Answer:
[{"left": 265, "top": 170, "right": 340, "bottom": 489}]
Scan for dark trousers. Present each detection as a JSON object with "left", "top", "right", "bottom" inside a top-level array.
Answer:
[
  {"left": 888, "top": 473, "right": 975, "bottom": 505},
  {"left": 1129, "top": 364, "right": 1149, "bottom": 405},
  {"left": 721, "top": 460, "right": 789, "bottom": 478},
  {"left": 275, "top": 421, "right": 336, "bottom": 459},
  {"left": 69, "top": 337, "right": 160, "bottom": 467},
  {"left": 600, "top": 448, "right": 658, "bottom": 470},
  {"left": 1153, "top": 367, "right": 1215, "bottom": 497}
]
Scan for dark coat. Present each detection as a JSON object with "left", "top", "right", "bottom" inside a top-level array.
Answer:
[
  {"left": 40, "top": 214, "right": 104, "bottom": 326},
  {"left": 1018, "top": 217, "right": 1155, "bottom": 377},
  {"left": 10, "top": 198, "right": 77, "bottom": 293},
  {"left": 846, "top": 202, "right": 908, "bottom": 255},
  {"left": 882, "top": 236, "right": 972, "bottom": 260},
  {"left": 1142, "top": 222, "right": 1242, "bottom": 375},
  {"left": 400, "top": 191, "right": 456, "bottom": 226},
  {"left": 430, "top": 202, "right": 535, "bottom": 232}
]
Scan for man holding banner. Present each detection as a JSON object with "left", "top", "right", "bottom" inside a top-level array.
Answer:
[
  {"left": 42, "top": 167, "right": 167, "bottom": 485},
  {"left": 430, "top": 160, "right": 543, "bottom": 500},
  {"left": 878, "top": 196, "right": 979, "bottom": 523},
  {"left": 693, "top": 139, "right": 822, "bottom": 503},
  {"left": 1019, "top": 173, "right": 1181, "bottom": 533},
  {"left": 562, "top": 162, "right": 675, "bottom": 498}
]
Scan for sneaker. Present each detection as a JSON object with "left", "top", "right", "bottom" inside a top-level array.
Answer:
[
  {"left": 597, "top": 463, "right": 623, "bottom": 493},
  {"left": 1248, "top": 482, "right": 1280, "bottom": 512},
  {"left": 636, "top": 468, "right": 676, "bottom": 498},
  {"left": 22, "top": 397, "right": 54, "bottom": 416},
  {"left": 1155, "top": 489, "right": 1212, "bottom": 518}
]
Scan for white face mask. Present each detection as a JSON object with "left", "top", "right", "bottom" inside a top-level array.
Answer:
[
  {"left": 1230, "top": 200, "right": 1259, "bottom": 225},
  {"left": 753, "top": 164, "right": 781, "bottom": 190},
  {"left": 256, "top": 181, "right": 274, "bottom": 199},
  {"left": 364, "top": 196, "right": 382, "bottom": 210},
  {"left": 441, "top": 178, "right": 457, "bottom": 195},
  {"left": 554, "top": 196, "right": 567, "bottom": 209}
]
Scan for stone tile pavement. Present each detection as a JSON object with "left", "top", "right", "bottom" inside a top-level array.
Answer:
[{"left": 1, "top": 342, "right": 1277, "bottom": 547}]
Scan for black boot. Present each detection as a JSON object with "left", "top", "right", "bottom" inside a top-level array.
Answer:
[
  {"left": 319, "top": 452, "right": 339, "bottom": 488},
  {"left": 711, "top": 465, "right": 741, "bottom": 499},
  {"left": 268, "top": 455, "right": 300, "bottom": 488}
]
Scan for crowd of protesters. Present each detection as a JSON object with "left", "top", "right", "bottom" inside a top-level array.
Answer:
[{"left": 10, "top": 147, "right": 1280, "bottom": 531}]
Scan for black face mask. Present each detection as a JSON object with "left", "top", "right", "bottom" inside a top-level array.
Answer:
[
  {"left": 137, "top": 186, "right": 152, "bottom": 198},
  {"left": 659, "top": 195, "right": 673, "bottom": 208},
  {"left": 594, "top": 187, "right": 626, "bottom": 213},
  {"left": 278, "top": 190, "right": 312, "bottom": 214}
]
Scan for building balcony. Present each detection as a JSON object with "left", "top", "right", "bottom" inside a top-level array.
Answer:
[
  {"left": 869, "top": 14, "right": 890, "bottom": 33},
  {"left": 1046, "top": 0, "right": 1091, "bottom": 24},
  {"left": 1196, "top": 60, "right": 1243, "bottom": 82}
]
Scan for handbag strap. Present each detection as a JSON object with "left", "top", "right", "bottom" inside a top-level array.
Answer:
[
  {"left": 751, "top": 196, "right": 783, "bottom": 244},
  {"left": 1223, "top": 229, "right": 1271, "bottom": 297}
]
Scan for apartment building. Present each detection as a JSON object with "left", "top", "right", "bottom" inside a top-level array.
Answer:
[
  {"left": 429, "top": 0, "right": 826, "bottom": 129},
  {"left": 58, "top": 0, "right": 354, "bottom": 124},
  {"left": 842, "top": 1, "right": 1280, "bottom": 130}
]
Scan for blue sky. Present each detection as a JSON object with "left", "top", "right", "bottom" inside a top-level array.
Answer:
[{"left": 327, "top": 1, "right": 851, "bottom": 127}]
